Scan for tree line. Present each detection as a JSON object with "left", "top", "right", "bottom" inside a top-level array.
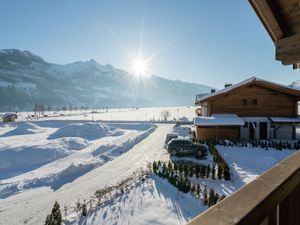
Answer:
[{"left": 151, "top": 160, "right": 226, "bottom": 207}]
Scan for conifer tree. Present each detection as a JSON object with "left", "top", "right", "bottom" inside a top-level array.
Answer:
[
  {"left": 174, "top": 163, "right": 178, "bottom": 172},
  {"left": 167, "top": 160, "right": 173, "bottom": 171},
  {"left": 186, "top": 180, "right": 191, "bottom": 193},
  {"left": 208, "top": 189, "right": 215, "bottom": 207},
  {"left": 195, "top": 164, "right": 200, "bottom": 179},
  {"left": 212, "top": 164, "right": 216, "bottom": 180},
  {"left": 82, "top": 203, "right": 87, "bottom": 217},
  {"left": 183, "top": 163, "right": 189, "bottom": 178},
  {"left": 169, "top": 171, "right": 176, "bottom": 185},
  {"left": 224, "top": 166, "right": 231, "bottom": 181},
  {"left": 191, "top": 184, "right": 196, "bottom": 195},
  {"left": 214, "top": 193, "right": 219, "bottom": 205},
  {"left": 178, "top": 164, "right": 183, "bottom": 173},
  {"left": 152, "top": 161, "right": 157, "bottom": 173},
  {"left": 217, "top": 165, "right": 223, "bottom": 180},
  {"left": 196, "top": 184, "right": 201, "bottom": 197},
  {"left": 206, "top": 165, "right": 210, "bottom": 178},
  {"left": 203, "top": 186, "right": 208, "bottom": 206},
  {"left": 200, "top": 165, "right": 205, "bottom": 178},
  {"left": 219, "top": 195, "right": 226, "bottom": 201},
  {"left": 189, "top": 165, "right": 194, "bottom": 177},
  {"left": 162, "top": 162, "right": 167, "bottom": 178},
  {"left": 45, "top": 201, "right": 62, "bottom": 225}
]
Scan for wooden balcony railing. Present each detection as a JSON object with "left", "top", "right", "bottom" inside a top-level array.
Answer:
[{"left": 187, "top": 150, "right": 300, "bottom": 225}]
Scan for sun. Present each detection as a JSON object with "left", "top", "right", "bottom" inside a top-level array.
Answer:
[{"left": 132, "top": 58, "right": 147, "bottom": 76}]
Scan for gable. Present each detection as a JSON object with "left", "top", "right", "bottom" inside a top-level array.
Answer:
[
  {"left": 197, "top": 77, "right": 300, "bottom": 104},
  {"left": 207, "top": 84, "right": 298, "bottom": 117}
]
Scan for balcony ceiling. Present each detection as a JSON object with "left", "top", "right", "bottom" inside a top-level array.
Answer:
[{"left": 249, "top": 0, "right": 300, "bottom": 69}]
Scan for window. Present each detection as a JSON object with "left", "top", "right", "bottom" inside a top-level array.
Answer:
[
  {"left": 253, "top": 99, "right": 258, "bottom": 105},
  {"left": 242, "top": 99, "right": 247, "bottom": 105}
]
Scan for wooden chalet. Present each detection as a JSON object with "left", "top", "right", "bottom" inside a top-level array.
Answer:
[
  {"left": 2, "top": 113, "right": 18, "bottom": 122},
  {"left": 194, "top": 77, "right": 300, "bottom": 140}
]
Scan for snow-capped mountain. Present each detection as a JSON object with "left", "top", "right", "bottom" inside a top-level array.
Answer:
[{"left": 0, "top": 49, "right": 212, "bottom": 111}]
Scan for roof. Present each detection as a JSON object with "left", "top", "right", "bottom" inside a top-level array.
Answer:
[
  {"left": 196, "top": 76, "right": 300, "bottom": 104},
  {"left": 2, "top": 113, "right": 17, "bottom": 119},
  {"left": 270, "top": 117, "right": 300, "bottom": 123},
  {"left": 193, "top": 114, "right": 244, "bottom": 126},
  {"left": 249, "top": 0, "right": 300, "bottom": 68}
]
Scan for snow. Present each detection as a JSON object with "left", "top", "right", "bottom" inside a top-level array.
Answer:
[
  {"left": 69, "top": 175, "right": 206, "bottom": 225},
  {"left": 48, "top": 122, "right": 124, "bottom": 140},
  {"left": 217, "top": 145, "right": 295, "bottom": 185},
  {"left": 172, "top": 124, "right": 191, "bottom": 138},
  {"left": 16, "top": 106, "right": 195, "bottom": 122},
  {"left": 193, "top": 114, "right": 244, "bottom": 126},
  {"left": 0, "top": 114, "right": 298, "bottom": 225},
  {"left": 64, "top": 144, "right": 296, "bottom": 225},
  {"left": 0, "top": 122, "right": 44, "bottom": 136},
  {"left": 0, "top": 123, "right": 172, "bottom": 225},
  {"left": 269, "top": 117, "right": 300, "bottom": 123},
  {"left": 0, "top": 121, "right": 158, "bottom": 199}
]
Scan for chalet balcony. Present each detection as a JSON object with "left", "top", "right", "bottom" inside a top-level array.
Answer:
[{"left": 187, "top": 150, "right": 300, "bottom": 225}]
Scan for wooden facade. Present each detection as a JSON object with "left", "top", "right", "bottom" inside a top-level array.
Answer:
[
  {"left": 196, "top": 126, "right": 239, "bottom": 140},
  {"left": 206, "top": 84, "right": 298, "bottom": 117}
]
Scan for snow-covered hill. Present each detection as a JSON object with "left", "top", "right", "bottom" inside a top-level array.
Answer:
[{"left": 0, "top": 49, "right": 212, "bottom": 111}]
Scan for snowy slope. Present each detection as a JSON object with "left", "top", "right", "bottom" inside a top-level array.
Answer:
[
  {"left": 0, "top": 49, "right": 212, "bottom": 111},
  {"left": 69, "top": 176, "right": 206, "bottom": 225}
]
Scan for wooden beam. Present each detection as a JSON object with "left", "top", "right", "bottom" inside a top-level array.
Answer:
[
  {"left": 279, "top": 183, "right": 300, "bottom": 225},
  {"left": 281, "top": 54, "right": 300, "bottom": 66},
  {"left": 249, "top": 0, "right": 284, "bottom": 42},
  {"left": 276, "top": 34, "right": 300, "bottom": 58}
]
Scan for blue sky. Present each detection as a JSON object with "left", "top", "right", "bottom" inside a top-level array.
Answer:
[{"left": 0, "top": 0, "right": 299, "bottom": 88}]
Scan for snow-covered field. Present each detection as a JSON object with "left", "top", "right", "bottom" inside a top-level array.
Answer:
[
  {"left": 0, "top": 108, "right": 298, "bottom": 225},
  {"left": 15, "top": 106, "right": 195, "bottom": 122}
]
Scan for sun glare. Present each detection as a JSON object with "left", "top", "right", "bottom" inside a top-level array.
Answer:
[{"left": 132, "top": 59, "right": 147, "bottom": 76}]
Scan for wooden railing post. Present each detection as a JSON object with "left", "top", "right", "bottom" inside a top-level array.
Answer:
[{"left": 279, "top": 183, "right": 300, "bottom": 225}]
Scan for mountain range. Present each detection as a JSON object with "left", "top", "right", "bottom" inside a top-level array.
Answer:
[{"left": 0, "top": 49, "right": 212, "bottom": 111}]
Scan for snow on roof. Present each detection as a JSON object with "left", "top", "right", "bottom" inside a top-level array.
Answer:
[
  {"left": 2, "top": 113, "right": 17, "bottom": 118},
  {"left": 193, "top": 114, "right": 244, "bottom": 126},
  {"left": 197, "top": 76, "right": 300, "bottom": 103},
  {"left": 270, "top": 117, "right": 300, "bottom": 123}
]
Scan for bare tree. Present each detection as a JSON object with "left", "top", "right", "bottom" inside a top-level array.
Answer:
[{"left": 160, "top": 110, "right": 171, "bottom": 121}]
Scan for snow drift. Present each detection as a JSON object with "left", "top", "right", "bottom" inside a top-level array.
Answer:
[
  {"left": 48, "top": 122, "right": 123, "bottom": 140},
  {"left": 0, "top": 137, "right": 89, "bottom": 179},
  {"left": 52, "top": 137, "right": 90, "bottom": 151},
  {"left": 0, "top": 122, "right": 45, "bottom": 137}
]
